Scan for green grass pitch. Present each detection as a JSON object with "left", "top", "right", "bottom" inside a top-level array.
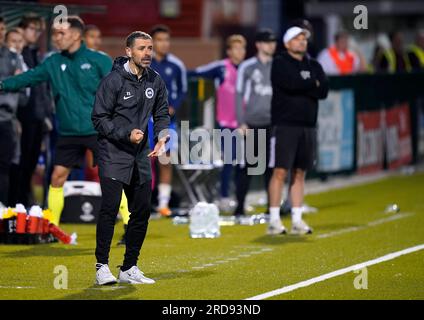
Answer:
[{"left": 0, "top": 173, "right": 423, "bottom": 300}]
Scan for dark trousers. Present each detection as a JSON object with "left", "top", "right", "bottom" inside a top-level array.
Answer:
[
  {"left": 234, "top": 125, "right": 272, "bottom": 215},
  {"left": 219, "top": 126, "right": 238, "bottom": 198},
  {"left": 95, "top": 165, "right": 151, "bottom": 268},
  {"left": 8, "top": 119, "right": 44, "bottom": 206},
  {"left": 0, "top": 121, "right": 15, "bottom": 206}
]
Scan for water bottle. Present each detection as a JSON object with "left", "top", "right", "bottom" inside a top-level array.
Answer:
[
  {"left": 189, "top": 202, "right": 208, "bottom": 238},
  {"left": 189, "top": 202, "right": 221, "bottom": 238},
  {"left": 205, "top": 204, "right": 220, "bottom": 238}
]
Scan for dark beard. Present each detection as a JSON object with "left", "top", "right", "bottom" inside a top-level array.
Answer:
[{"left": 133, "top": 60, "right": 145, "bottom": 70}]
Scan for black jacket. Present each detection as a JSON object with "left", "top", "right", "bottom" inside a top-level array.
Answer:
[
  {"left": 92, "top": 56, "right": 170, "bottom": 185},
  {"left": 271, "top": 51, "right": 328, "bottom": 128}
]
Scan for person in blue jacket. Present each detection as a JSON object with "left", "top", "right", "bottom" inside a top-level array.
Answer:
[{"left": 149, "top": 25, "right": 187, "bottom": 217}]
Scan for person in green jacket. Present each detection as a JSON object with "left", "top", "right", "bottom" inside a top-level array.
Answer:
[{"left": 0, "top": 16, "right": 118, "bottom": 226}]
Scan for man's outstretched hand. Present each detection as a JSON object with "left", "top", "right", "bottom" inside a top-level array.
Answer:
[
  {"left": 148, "top": 135, "right": 170, "bottom": 158},
  {"left": 130, "top": 129, "right": 144, "bottom": 144}
]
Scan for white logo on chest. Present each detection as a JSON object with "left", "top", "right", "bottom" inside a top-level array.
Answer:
[
  {"left": 300, "top": 70, "right": 311, "bottom": 80},
  {"left": 61, "top": 64, "right": 67, "bottom": 71},
  {"left": 123, "top": 91, "right": 134, "bottom": 100},
  {"left": 252, "top": 69, "right": 263, "bottom": 83},
  {"left": 145, "top": 88, "right": 154, "bottom": 99},
  {"left": 80, "top": 63, "right": 92, "bottom": 70}
]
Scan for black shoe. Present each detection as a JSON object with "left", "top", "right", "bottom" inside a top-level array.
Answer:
[{"left": 117, "top": 225, "right": 127, "bottom": 246}]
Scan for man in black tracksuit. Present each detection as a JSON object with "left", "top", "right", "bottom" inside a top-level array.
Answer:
[
  {"left": 267, "top": 26, "right": 328, "bottom": 236},
  {"left": 92, "top": 31, "right": 169, "bottom": 285}
]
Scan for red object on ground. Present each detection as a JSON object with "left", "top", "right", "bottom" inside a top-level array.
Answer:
[
  {"left": 49, "top": 224, "right": 76, "bottom": 244},
  {"left": 41, "top": 219, "right": 50, "bottom": 235},
  {"left": 36, "top": 217, "right": 43, "bottom": 234},
  {"left": 26, "top": 216, "right": 39, "bottom": 234},
  {"left": 16, "top": 213, "right": 27, "bottom": 234}
]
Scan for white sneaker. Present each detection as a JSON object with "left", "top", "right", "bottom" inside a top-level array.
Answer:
[
  {"left": 291, "top": 219, "right": 313, "bottom": 235},
  {"left": 267, "top": 219, "right": 287, "bottom": 235},
  {"left": 118, "top": 266, "right": 155, "bottom": 284},
  {"left": 95, "top": 264, "right": 117, "bottom": 285}
]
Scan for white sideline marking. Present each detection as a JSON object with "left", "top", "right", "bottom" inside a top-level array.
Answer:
[
  {"left": 0, "top": 286, "right": 36, "bottom": 289},
  {"left": 188, "top": 246, "right": 275, "bottom": 271},
  {"left": 245, "top": 243, "right": 424, "bottom": 300},
  {"left": 317, "top": 213, "right": 414, "bottom": 239}
]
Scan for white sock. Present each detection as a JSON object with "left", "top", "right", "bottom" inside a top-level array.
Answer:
[
  {"left": 269, "top": 207, "right": 280, "bottom": 222},
  {"left": 158, "top": 183, "right": 171, "bottom": 208},
  {"left": 291, "top": 207, "right": 303, "bottom": 224}
]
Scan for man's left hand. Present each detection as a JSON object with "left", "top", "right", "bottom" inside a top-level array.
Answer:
[{"left": 148, "top": 135, "right": 170, "bottom": 157}]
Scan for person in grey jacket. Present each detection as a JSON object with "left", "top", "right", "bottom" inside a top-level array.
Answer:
[
  {"left": 0, "top": 17, "right": 22, "bottom": 205},
  {"left": 234, "top": 29, "right": 277, "bottom": 216}
]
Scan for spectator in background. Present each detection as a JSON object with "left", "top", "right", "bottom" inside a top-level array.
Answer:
[
  {"left": 7, "top": 15, "right": 53, "bottom": 207},
  {"left": 83, "top": 24, "right": 103, "bottom": 180},
  {"left": 408, "top": 30, "right": 424, "bottom": 71},
  {"left": 318, "top": 30, "right": 364, "bottom": 75},
  {"left": 291, "top": 18, "right": 318, "bottom": 58},
  {"left": 234, "top": 29, "right": 277, "bottom": 217},
  {"left": 6, "top": 28, "right": 26, "bottom": 57},
  {"left": 0, "top": 17, "right": 22, "bottom": 205},
  {"left": 150, "top": 24, "right": 187, "bottom": 217},
  {"left": 6, "top": 28, "right": 30, "bottom": 200},
  {"left": 84, "top": 24, "right": 102, "bottom": 51},
  {"left": 375, "top": 31, "right": 411, "bottom": 73},
  {"left": 188, "top": 34, "right": 247, "bottom": 212},
  {"left": 268, "top": 26, "right": 328, "bottom": 235}
]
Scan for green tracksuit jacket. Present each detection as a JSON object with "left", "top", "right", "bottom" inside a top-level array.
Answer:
[{"left": 2, "top": 43, "right": 112, "bottom": 136}]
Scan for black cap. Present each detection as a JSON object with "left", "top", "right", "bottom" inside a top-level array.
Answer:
[{"left": 255, "top": 29, "right": 277, "bottom": 42}]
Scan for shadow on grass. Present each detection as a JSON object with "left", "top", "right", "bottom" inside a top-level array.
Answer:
[
  {"left": 59, "top": 270, "right": 214, "bottom": 299},
  {"left": 148, "top": 269, "right": 215, "bottom": 281},
  {"left": 145, "top": 233, "right": 166, "bottom": 240},
  {"left": 0, "top": 245, "right": 92, "bottom": 258},
  {"left": 313, "top": 200, "right": 357, "bottom": 211},
  {"left": 252, "top": 234, "right": 311, "bottom": 245},
  {"left": 59, "top": 283, "right": 137, "bottom": 300}
]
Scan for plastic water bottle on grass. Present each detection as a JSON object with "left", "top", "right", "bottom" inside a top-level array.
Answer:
[
  {"left": 205, "top": 204, "right": 220, "bottom": 238},
  {"left": 189, "top": 202, "right": 208, "bottom": 238},
  {"left": 189, "top": 202, "right": 221, "bottom": 238}
]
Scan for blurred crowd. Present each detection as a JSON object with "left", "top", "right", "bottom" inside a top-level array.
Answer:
[{"left": 0, "top": 13, "right": 423, "bottom": 216}]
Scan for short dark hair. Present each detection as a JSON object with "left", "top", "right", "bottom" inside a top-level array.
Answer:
[
  {"left": 67, "top": 15, "right": 85, "bottom": 35},
  {"left": 149, "top": 24, "right": 170, "bottom": 38},
  {"left": 126, "top": 31, "right": 152, "bottom": 47},
  {"left": 5, "top": 28, "right": 22, "bottom": 41},
  {"left": 84, "top": 24, "right": 100, "bottom": 36},
  {"left": 18, "top": 14, "right": 42, "bottom": 29},
  {"left": 0, "top": 17, "right": 4, "bottom": 24}
]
